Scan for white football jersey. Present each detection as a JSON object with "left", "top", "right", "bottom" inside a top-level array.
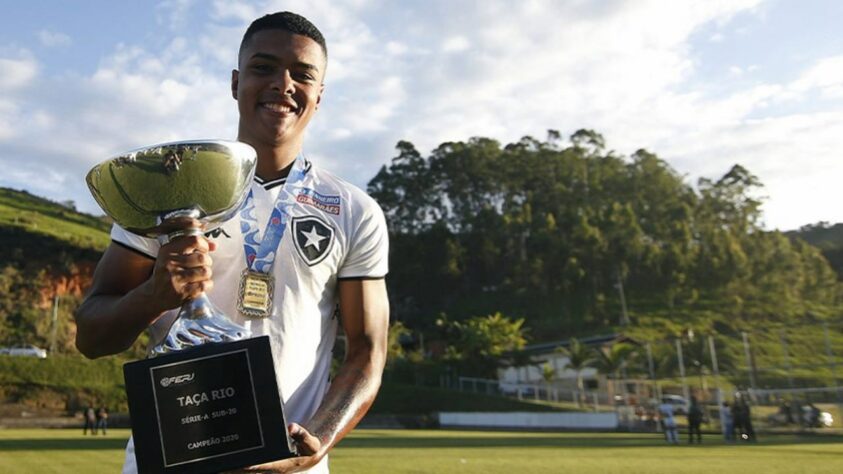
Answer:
[{"left": 113, "top": 159, "right": 389, "bottom": 474}]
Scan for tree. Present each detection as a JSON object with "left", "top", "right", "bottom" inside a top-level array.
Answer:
[
  {"left": 368, "top": 132, "right": 842, "bottom": 336},
  {"left": 367, "top": 141, "right": 441, "bottom": 234},
  {"left": 541, "top": 362, "right": 557, "bottom": 399},
  {"left": 556, "top": 338, "right": 594, "bottom": 407},
  {"left": 594, "top": 343, "right": 637, "bottom": 405},
  {"left": 437, "top": 312, "right": 528, "bottom": 378}
]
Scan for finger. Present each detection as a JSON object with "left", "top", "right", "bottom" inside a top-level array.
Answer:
[
  {"left": 164, "top": 235, "right": 211, "bottom": 255},
  {"left": 289, "top": 423, "right": 321, "bottom": 454},
  {"left": 174, "top": 265, "right": 213, "bottom": 284},
  {"left": 174, "top": 251, "right": 213, "bottom": 269}
]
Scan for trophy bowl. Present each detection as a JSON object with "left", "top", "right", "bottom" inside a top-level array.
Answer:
[{"left": 86, "top": 139, "right": 257, "bottom": 355}]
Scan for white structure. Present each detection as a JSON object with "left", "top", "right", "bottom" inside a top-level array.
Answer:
[
  {"left": 497, "top": 353, "right": 599, "bottom": 392},
  {"left": 439, "top": 411, "right": 619, "bottom": 430}
]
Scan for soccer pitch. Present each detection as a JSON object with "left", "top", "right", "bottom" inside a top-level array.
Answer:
[{"left": 1, "top": 428, "right": 842, "bottom": 473}]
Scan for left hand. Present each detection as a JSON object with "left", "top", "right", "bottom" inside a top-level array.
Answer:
[{"left": 223, "top": 423, "right": 323, "bottom": 474}]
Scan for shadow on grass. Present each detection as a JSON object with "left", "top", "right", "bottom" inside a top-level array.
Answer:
[
  {"left": 337, "top": 433, "right": 843, "bottom": 450},
  {"left": 4, "top": 432, "right": 842, "bottom": 453},
  {"left": 0, "top": 437, "right": 128, "bottom": 451}
]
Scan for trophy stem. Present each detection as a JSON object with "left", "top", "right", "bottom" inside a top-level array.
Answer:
[
  {"left": 150, "top": 293, "right": 251, "bottom": 357},
  {"left": 182, "top": 293, "right": 214, "bottom": 319},
  {"left": 155, "top": 209, "right": 204, "bottom": 244}
]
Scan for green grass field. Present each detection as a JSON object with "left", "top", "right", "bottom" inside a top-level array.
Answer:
[{"left": 1, "top": 428, "right": 843, "bottom": 473}]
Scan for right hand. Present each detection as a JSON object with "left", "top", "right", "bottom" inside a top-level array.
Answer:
[{"left": 148, "top": 230, "right": 217, "bottom": 312}]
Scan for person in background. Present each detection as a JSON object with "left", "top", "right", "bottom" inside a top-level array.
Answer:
[
  {"left": 720, "top": 401, "right": 734, "bottom": 442},
  {"left": 737, "top": 397, "right": 757, "bottom": 442},
  {"left": 687, "top": 396, "right": 703, "bottom": 444},
  {"left": 83, "top": 406, "right": 96, "bottom": 435},
  {"left": 96, "top": 406, "right": 108, "bottom": 435},
  {"left": 658, "top": 400, "right": 679, "bottom": 445}
]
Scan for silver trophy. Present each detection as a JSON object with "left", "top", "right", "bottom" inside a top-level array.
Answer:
[{"left": 86, "top": 139, "right": 257, "bottom": 356}]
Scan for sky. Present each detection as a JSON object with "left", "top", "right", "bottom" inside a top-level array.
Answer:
[{"left": 1, "top": 0, "right": 842, "bottom": 231}]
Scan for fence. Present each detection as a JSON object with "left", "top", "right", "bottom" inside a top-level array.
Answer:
[{"left": 442, "top": 319, "right": 843, "bottom": 431}]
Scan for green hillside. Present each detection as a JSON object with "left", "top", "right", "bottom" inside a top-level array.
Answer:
[
  {"left": 0, "top": 187, "right": 111, "bottom": 352},
  {"left": 790, "top": 222, "right": 843, "bottom": 250},
  {"left": 0, "top": 187, "right": 110, "bottom": 252},
  {"left": 788, "top": 222, "right": 843, "bottom": 281}
]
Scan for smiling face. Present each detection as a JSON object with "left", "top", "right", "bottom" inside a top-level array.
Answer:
[{"left": 232, "top": 29, "right": 326, "bottom": 153}]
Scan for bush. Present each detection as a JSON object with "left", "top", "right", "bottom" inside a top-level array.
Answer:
[{"left": 0, "top": 355, "right": 127, "bottom": 412}]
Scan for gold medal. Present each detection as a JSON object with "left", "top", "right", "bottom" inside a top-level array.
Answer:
[{"left": 237, "top": 270, "right": 275, "bottom": 319}]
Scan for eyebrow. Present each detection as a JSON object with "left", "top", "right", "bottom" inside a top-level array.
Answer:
[{"left": 248, "top": 53, "right": 321, "bottom": 73}]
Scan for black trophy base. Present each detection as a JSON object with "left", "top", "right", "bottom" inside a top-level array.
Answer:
[{"left": 124, "top": 335, "right": 296, "bottom": 474}]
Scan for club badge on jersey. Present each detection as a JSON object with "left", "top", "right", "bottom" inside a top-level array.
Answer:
[{"left": 236, "top": 154, "right": 307, "bottom": 319}]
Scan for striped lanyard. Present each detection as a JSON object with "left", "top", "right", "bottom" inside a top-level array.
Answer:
[{"left": 239, "top": 154, "right": 307, "bottom": 274}]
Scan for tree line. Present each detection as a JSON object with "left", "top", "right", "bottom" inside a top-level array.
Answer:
[{"left": 368, "top": 130, "right": 841, "bottom": 338}]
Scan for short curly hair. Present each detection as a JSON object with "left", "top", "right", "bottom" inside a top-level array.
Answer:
[{"left": 239, "top": 11, "right": 327, "bottom": 64}]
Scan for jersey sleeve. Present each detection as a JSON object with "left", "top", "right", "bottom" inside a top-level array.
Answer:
[
  {"left": 110, "top": 223, "right": 160, "bottom": 259},
  {"left": 338, "top": 198, "right": 389, "bottom": 279}
]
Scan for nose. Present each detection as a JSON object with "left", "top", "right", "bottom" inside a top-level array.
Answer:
[{"left": 271, "top": 69, "right": 296, "bottom": 96}]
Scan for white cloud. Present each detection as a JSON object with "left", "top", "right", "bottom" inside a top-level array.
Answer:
[
  {"left": 0, "top": 54, "right": 38, "bottom": 89},
  {"left": 386, "top": 41, "right": 407, "bottom": 55},
  {"left": 210, "top": 0, "right": 259, "bottom": 23},
  {"left": 442, "top": 36, "right": 470, "bottom": 53},
  {"left": 156, "top": 0, "right": 196, "bottom": 30},
  {"left": 789, "top": 55, "right": 843, "bottom": 99},
  {"left": 0, "top": 51, "right": 38, "bottom": 142},
  {"left": 3, "top": 0, "right": 843, "bottom": 231},
  {"left": 37, "top": 30, "right": 72, "bottom": 48}
]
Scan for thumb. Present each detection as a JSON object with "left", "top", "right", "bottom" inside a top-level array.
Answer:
[{"left": 288, "top": 423, "right": 321, "bottom": 454}]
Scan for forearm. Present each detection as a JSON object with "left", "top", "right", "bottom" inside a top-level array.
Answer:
[
  {"left": 304, "top": 343, "right": 385, "bottom": 457},
  {"left": 75, "top": 280, "right": 167, "bottom": 359}
]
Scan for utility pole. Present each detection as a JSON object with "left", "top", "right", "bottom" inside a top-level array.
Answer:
[
  {"left": 615, "top": 270, "right": 630, "bottom": 326},
  {"left": 742, "top": 331, "right": 758, "bottom": 397},
  {"left": 676, "top": 338, "right": 689, "bottom": 402},
  {"left": 418, "top": 331, "right": 425, "bottom": 356},
  {"left": 708, "top": 335, "right": 721, "bottom": 385},
  {"left": 823, "top": 323, "right": 842, "bottom": 403},
  {"left": 708, "top": 335, "right": 723, "bottom": 407},
  {"left": 779, "top": 330, "right": 794, "bottom": 390},
  {"left": 49, "top": 295, "right": 59, "bottom": 354},
  {"left": 646, "top": 342, "right": 659, "bottom": 399}
]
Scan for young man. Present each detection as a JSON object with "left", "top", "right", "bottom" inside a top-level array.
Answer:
[{"left": 75, "top": 12, "right": 389, "bottom": 474}]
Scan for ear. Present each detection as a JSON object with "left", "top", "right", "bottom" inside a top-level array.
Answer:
[
  {"left": 231, "top": 70, "right": 239, "bottom": 100},
  {"left": 316, "top": 83, "right": 324, "bottom": 110}
]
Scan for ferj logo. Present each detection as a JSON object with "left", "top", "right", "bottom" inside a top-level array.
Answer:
[{"left": 160, "top": 373, "right": 195, "bottom": 387}]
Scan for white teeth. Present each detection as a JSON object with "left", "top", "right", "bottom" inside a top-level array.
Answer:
[{"left": 262, "top": 103, "right": 294, "bottom": 113}]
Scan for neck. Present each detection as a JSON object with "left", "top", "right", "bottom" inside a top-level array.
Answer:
[{"left": 248, "top": 140, "right": 302, "bottom": 181}]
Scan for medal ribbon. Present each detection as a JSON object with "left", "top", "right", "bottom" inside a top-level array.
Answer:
[{"left": 239, "top": 154, "right": 307, "bottom": 274}]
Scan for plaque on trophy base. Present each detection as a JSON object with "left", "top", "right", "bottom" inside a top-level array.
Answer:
[{"left": 124, "top": 336, "right": 296, "bottom": 474}]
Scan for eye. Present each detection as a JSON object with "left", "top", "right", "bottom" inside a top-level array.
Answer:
[
  {"left": 295, "top": 73, "right": 314, "bottom": 82},
  {"left": 250, "top": 63, "right": 274, "bottom": 74}
]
